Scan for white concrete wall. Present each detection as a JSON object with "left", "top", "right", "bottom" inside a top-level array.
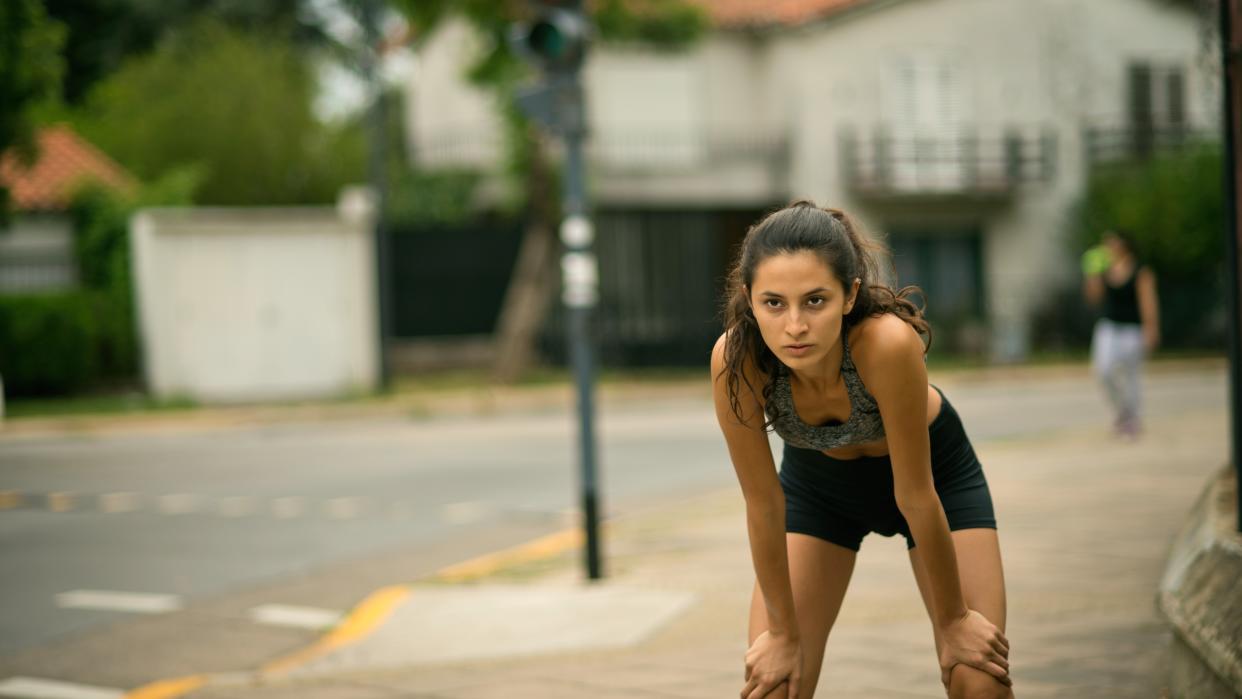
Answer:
[{"left": 129, "top": 189, "right": 379, "bottom": 403}]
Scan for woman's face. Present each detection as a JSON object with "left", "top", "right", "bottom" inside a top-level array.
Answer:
[{"left": 748, "top": 250, "right": 858, "bottom": 370}]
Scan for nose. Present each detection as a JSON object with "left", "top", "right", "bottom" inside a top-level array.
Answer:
[{"left": 785, "top": 308, "right": 808, "bottom": 338}]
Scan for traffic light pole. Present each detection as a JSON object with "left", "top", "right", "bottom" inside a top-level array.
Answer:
[
  {"left": 558, "top": 73, "right": 604, "bottom": 580},
  {"left": 511, "top": 0, "right": 603, "bottom": 579}
]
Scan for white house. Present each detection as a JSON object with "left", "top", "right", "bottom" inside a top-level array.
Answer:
[{"left": 406, "top": 0, "right": 1218, "bottom": 362}]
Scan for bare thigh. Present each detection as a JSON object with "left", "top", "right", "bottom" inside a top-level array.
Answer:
[
  {"left": 909, "top": 528, "right": 1013, "bottom": 699},
  {"left": 747, "top": 533, "right": 856, "bottom": 699}
]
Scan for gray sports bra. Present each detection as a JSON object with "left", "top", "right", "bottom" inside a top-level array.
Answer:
[{"left": 768, "top": 332, "right": 887, "bottom": 450}]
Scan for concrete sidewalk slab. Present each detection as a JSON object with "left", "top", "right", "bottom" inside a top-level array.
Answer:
[{"left": 284, "top": 585, "right": 697, "bottom": 676}]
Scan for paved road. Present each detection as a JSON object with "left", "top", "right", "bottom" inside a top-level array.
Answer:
[{"left": 0, "top": 364, "right": 1226, "bottom": 690}]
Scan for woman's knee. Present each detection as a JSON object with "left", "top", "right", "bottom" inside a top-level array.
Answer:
[{"left": 947, "top": 664, "right": 1011, "bottom": 699}]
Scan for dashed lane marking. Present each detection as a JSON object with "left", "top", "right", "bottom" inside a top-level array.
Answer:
[
  {"left": 217, "top": 496, "right": 256, "bottom": 518},
  {"left": 99, "top": 492, "right": 140, "bottom": 514},
  {"left": 324, "top": 496, "right": 364, "bottom": 520},
  {"left": 55, "top": 590, "right": 182, "bottom": 614},
  {"left": 0, "top": 676, "right": 124, "bottom": 699},
  {"left": 248, "top": 604, "right": 342, "bottom": 630},
  {"left": 441, "top": 500, "right": 491, "bottom": 525},
  {"left": 46, "top": 492, "right": 74, "bottom": 513},
  {"left": 156, "top": 494, "right": 199, "bottom": 515},
  {"left": 270, "top": 496, "right": 306, "bottom": 519}
]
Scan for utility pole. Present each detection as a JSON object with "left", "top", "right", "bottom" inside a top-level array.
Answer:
[
  {"left": 360, "top": 0, "right": 393, "bottom": 390},
  {"left": 511, "top": 1, "right": 604, "bottom": 578},
  {"left": 1220, "top": 0, "right": 1242, "bottom": 532}
]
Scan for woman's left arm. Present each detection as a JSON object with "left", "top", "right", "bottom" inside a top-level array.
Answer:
[
  {"left": 854, "top": 318, "right": 1010, "bottom": 687},
  {"left": 1137, "top": 267, "right": 1161, "bottom": 353}
]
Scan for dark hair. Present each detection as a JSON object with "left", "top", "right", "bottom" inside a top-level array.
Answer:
[
  {"left": 1105, "top": 228, "right": 1139, "bottom": 257},
  {"left": 718, "top": 200, "right": 930, "bottom": 428}
]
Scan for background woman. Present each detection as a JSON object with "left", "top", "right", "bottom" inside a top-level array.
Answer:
[
  {"left": 711, "top": 202, "right": 1012, "bottom": 699},
  {"left": 1082, "top": 229, "right": 1161, "bottom": 438}
]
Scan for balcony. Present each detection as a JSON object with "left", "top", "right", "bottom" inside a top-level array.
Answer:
[
  {"left": 1084, "top": 125, "right": 1218, "bottom": 165},
  {"left": 840, "top": 127, "right": 1057, "bottom": 202}
]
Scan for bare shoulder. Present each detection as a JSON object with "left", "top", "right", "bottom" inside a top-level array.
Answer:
[
  {"left": 850, "top": 314, "right": 924, "bottom": 363},
  {"left": 709, "top": 330, "right": 770, "bottom": 419}
]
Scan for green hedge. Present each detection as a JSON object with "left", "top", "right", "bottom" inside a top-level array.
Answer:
[{"left": 0, "top": 292, "right": 100, "bottom": 395}]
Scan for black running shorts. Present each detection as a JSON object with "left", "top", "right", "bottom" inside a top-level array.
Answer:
[{"left": 779, "top": 387, "right": 997, "bottom": 551}]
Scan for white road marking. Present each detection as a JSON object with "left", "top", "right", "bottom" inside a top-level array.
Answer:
[
  {"left": 442, "top": 500, "right": 491, "bottom": 525},
  {"left": 248, "top": 604, "right": 342, "bottom": 630},
  {"left": 270, "top": 496, "right": 306, "bottom": 519},
  {"left": 325, "top": 497, "right": 365, "bottom": 520},
  {"left": 219, "top": 496, "right": 256, "bottom": 518},
  {"left": 98, "top": 492, "right": 139, "bottom": 514},
  {"left": 157, "top": 493, "right": 199, "bottom": 515},
  {"left": 0, "top": 677, "right": 124, "bottom": 699},
  {"left": 55, "top": 590, "right": 182, "bottom": 614}
]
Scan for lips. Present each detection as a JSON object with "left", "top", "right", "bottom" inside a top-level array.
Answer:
[{"left": 785, "top": 344, "right": 813, "bottom": 356}]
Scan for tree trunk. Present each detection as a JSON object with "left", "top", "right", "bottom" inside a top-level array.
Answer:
[{"left": 492, "top": 127, "right": 558, "bottom": 382}]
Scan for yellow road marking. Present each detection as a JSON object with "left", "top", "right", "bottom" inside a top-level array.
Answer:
[
  {"left": 261, "top": 584, "right": 411, "bottom": 676},
  {"left": 47, "top": 492, "right": 74, "bottom": 512},
  {"left": 434, "top": 527, "right": 583, "bottom": 582},
  {"left": 124, "top": 674, "right": 208, "bottom": 699},
  {"left": 0, "top": 491, "right": 19, "bottom": 510}
]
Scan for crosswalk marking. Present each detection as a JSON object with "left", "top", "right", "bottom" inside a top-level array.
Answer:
[
  {"left": 248, "top": 604, "right": 342, "bottom": 630},
  {"left": 55, "top": 590, "right": 182, "bottom": 614},
  {"left": 0, "top": 677, "right": 124, "bottom": 699}
]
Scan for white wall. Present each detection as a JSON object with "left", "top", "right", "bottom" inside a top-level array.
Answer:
[{"left": 129, "top": 189, "right": 379, "bottom": 403}]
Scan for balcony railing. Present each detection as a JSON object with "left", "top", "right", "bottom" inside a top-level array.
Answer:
[
  {"left": 415, "top": 129, "right": 789, "bottom": 174},
  {"left": 840, "top": 127, "right": 1057, "bottom": 200},
  {"left": 1084, "top": 125, "right": 1218, "bottom": 164}
]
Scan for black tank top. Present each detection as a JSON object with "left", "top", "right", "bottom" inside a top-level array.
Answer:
[{"left": 1103, "top": 267, "right": 1142, "bottom": 324}]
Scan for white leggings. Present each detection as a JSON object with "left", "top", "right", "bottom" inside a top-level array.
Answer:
[{"left": 1091, "top": 319, "right": 1145, "bottom": 424}]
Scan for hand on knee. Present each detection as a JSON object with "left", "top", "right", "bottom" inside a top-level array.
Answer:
[{"left": 947, "top": 664, "right": 1012, "bottom": 699}]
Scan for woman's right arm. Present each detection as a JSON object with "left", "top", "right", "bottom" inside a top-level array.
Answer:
[{"left": 711, "top": 335, "right": 803, "bottom": 698}]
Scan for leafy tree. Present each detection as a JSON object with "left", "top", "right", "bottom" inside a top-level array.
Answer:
[
  {"left": 74, "top": 20, "right": 365, "bottom": 205},
  {"left": 44, "top": 0, "right": 335, "bottom": 106},
  {"left": 0, "top": 0, "right": 67, "bottom": 218}
]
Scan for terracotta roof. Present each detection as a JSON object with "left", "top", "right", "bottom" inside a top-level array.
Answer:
[
  {"left": 0, "top": 125, "right": 136, "bottom": 212},
  {"left": 689, "top": 0, "right": 877, "bottom": 28}
]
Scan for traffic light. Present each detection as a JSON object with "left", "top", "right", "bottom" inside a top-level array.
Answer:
[{"left": 509, "top": 4, "right": 592, "bottom": 73}]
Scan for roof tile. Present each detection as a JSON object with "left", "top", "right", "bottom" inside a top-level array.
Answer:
[{"left": 0, "top": 125, "right": 136, "bottom": 212}]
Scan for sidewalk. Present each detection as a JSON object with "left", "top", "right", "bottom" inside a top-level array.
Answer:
[{"left": 176, "top": 404, "right": 1226, "bottom": 698}]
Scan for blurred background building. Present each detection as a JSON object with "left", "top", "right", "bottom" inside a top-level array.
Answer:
[{"left": 407, "top": 0, "right": 1219, "bottom": 364}]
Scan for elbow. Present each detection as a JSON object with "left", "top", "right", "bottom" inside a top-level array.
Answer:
[
  {"left": 895, "top": 489, "right": 940, "bottom": 521},
  {"left": 744, "top": 488, "right": 785, "bottom": 521}
]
